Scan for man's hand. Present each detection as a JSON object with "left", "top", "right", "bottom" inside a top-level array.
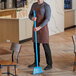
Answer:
[
  {"left": 32, "top": 17, "right": 37, "bottom": 21},
  {"left": 34, "top": 26, "right": 41, "bottom": 31}
]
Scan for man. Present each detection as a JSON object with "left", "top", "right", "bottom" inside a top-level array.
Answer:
[{"left": 28, "top": 0, "right": 52, "bottom": 70}]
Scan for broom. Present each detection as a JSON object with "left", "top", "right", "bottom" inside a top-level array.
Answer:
[{"left": 33, "top": 10, "right": 43, "bottom": 75}]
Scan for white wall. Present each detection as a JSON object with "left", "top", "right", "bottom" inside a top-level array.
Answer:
[
  {"left": 72, "top": 0, "right": 76, "bottom": 25},
  {"left": 28, "top": 0, "right": 64, "bottom": 36},
  {"left": 45, "top": 0, "right": 64, "bottom": 35}
]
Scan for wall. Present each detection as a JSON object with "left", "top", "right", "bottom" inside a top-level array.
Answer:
[
  {"left": 45, "top": 0, "right": 64, "bottom": 35},
  {"left": 72, "top": 0, "right": 76, "bottom": 25},
  {"left": 27, "top": 0, "right": 64, "bottom": 35}
]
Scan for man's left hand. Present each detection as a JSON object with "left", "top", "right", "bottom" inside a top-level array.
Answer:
[{"left": 34, "top": 26, "right": 41, "bottom": 31}]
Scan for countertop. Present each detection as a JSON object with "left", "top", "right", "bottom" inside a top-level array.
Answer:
[
  {"left": 0, "top": 8, "right": 17, "bottom": 12},
  {"left": 64, "top": 9, "right": 75, "bottom": 12},
  {"left": 0, "top": 17, "right": 28, "bottom": 20},
  {"left": 0, "top": 7, "right": 24, "bottom": 12}
]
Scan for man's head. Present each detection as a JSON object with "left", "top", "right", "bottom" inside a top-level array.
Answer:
[{"left": 38, "top": 0, "right": 44, "bottom": 4}]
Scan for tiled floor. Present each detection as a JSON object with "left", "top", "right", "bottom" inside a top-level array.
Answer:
[{"left": 0, "top": 28, "right": 76, "bottom": 76}]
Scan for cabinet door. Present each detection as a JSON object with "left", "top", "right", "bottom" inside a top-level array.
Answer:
[
  {"left": 19, "top": 19, "right": 26, "bottom": 40},
  {"left": 25, "top": 19, "right": 32, "bottom": 39},
  {"left": 64, "top": 11, "right": 75, "bottom": 28},
  {"left": 19, "top": 18, "right": 33, "bottom": 40}
]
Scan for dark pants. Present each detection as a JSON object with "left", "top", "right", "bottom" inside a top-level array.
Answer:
[{"left": 33, "top": 43, "right": 52, "bottom": 66}]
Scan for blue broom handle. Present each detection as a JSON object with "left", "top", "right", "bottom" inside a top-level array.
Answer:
[{"left": 33, "top": 10, "right": 38, "bottom": 67}]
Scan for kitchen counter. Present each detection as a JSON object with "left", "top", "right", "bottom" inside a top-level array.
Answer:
[
  {"left": 0, "top": 7, "right": 24, "bottom": 12},
  {"left": 64, "top": 9, "right": 75, "bottom": 12},
  {"left": 0, "top": 18, "right": 33, "bottom": 43},
  {"left": 0, "top": 9, "right": 16, "bottom": 18},
  {"left": 0, "top": 17, "right": 28, "bottom": 19},
  {"left": 64, "top": 9, "right": 75, "bottom": 28},
  {"left": 0, "top": 8, "right": 16, "bottom": 12},
  {"left": 0, "top": 7, "right": 27, "bottom": 18}
]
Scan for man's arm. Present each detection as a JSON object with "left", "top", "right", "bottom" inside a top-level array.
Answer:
[
  {"left": 29, "top": 4, "right": 37, "bottom": 21},
  {"left": 40, "top": 5, "right": 51, "bottom": 28},
  {"left": 29, "top": 4, "right": 33, "bottom": 20}
]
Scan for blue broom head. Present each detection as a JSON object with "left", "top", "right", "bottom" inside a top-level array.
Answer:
[{"left": 33, "top": 67, "right": 43, "bottom": 75}]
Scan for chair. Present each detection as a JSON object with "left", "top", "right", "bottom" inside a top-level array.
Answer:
[
  {"left": 72, "top": 35, "right": 76, "bottom": 71},
  {"left": 0, "top": 43, "right": 21, "bottom": 76}
]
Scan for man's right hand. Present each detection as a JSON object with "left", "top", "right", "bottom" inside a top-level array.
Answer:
[{"left": 32, "top": 17, "right": 37, "bottom": 21}]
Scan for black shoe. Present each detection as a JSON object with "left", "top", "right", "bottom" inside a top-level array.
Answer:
[
  {"left": 44, "top": 65, "right": 52, "bottom": 70},
  {"left": 28, "top": 63, "right": 36, "bottom": 68}
]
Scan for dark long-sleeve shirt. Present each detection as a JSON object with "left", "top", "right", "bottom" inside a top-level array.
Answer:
[{"left": 29, "top": 2, "right": 51, "bottom": 28}]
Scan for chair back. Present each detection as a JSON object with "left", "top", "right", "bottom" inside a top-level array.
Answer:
[
  {"left": 72, "top": 35, "right": 76, "bottom": 52},
  {"left": 10, "top": 43, "right": 21, "bottom": 63},
  {"left": 10, "top": 43, "right": 21, "bottom": 53}
]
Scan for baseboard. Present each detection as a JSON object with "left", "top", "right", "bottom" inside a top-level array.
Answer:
[
  {"left": 19, "top": 38, "right": 32, "bottom": 44},
  {"left": 64, "top": 25, "right": 76, "bottom": 30}
]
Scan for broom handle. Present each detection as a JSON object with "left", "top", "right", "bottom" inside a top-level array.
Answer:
[{"left": 33, "top": 10, "right": 38, "bottom": 67}]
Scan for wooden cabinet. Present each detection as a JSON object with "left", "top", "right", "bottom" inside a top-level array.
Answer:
[
  {"left": 19, "top": 18, "right": 32, "bottom": 41},
  {"left": 0, "top": 18, "right": 33, "bottom": 43},
  {"left": 0, "top": 9, "right": 16, "bottom": 18},
  {"left": 0, "top": 8, "right": 27, "bottom": 19},
  {"left": 64, "top": 10, "right": 75, "bottom": 28},
  {"left": 0, "top": 19, "right": 19, "bottom": 43}
]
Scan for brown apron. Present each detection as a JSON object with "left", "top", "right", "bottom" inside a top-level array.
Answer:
[{"left": 32, "top": 5, "right": 49, "bottom": 43}]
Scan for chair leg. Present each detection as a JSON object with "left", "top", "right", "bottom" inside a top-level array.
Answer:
[
  {"left": 73, "top": 55, "right": 76, "bottom": 71},
  {"left": 0, "top": 65, "right": 2, "bottom": 76},
  {"left": 0, "top": 69, "right": 1, "bottom": 76},
  {"left": 14, "top": 65, "right": 18, "bottom": 76},
  {"left": 7, "top": 66, "right": 10, "bottom": 76},
  {"left": 73, "top": 65, "right": 76, "bottom": 71}
]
